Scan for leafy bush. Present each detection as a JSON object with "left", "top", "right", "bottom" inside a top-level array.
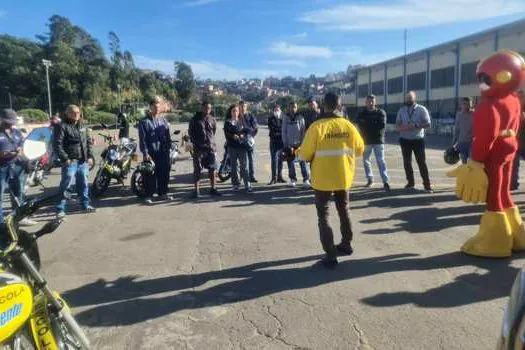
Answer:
[
  {"left": 84, "top": 110, "right": 116, "bottom": 126},
  {"left": 17, "top": 109, "right": 49, "bottom": 123}
]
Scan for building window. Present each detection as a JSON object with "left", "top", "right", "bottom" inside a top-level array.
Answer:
[
  {"left": 387, "top": 77, "right": 403, "bottom": 94},
  {"left": 461, "top": 61, "right": 478, "bottom": 85},
  {"left": 407, "top": 72, "right": 426, "bottom": 91},
  {"left": 431, "top": 66, "right": 455, "bottom": 89},
  {"left": 371, "top": 81, "right": 384, "bottom": 96},
  {"left": 358, "top": 84, "right": 369, "bottom": 98}
]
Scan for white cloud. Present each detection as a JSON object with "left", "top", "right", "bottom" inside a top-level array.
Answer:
[
  {"left": 265, "top": 60, "right": 307, "bottom": 68},
  {"left": 290, "top": 32, "right": 308, "bottom": 40},
  {"left": 184, "top": 0, "right": 220, "bottom": 7},
  {"left": 268, "top": 41, "right": 333, "bottom": 59},
  {"left": 135, "top": 55, "right": 286, "bottom": 80},
  {"left": 299, "top": 0, "right": 525, "bottom": 31}
]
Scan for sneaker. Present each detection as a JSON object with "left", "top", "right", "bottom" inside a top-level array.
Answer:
[
  {"left": 246, "top": 185, "right": 253, "bottom": 193},
  {"left": 405, "top": 183, "right": 415, "bottom": 190},
  {"left": 365, "top": 179, "right": 374, "bottom": 188},
  {"left": 424, "top": 187, "right": 434, "bottom": 193},
  {"left": 383, "top": 183, "right": 391, "bottom": 192},
  {"left": 277, "top": 177, "right": 287, "bottom": 184},
  {"left": 320, "top": 255, "right": 338, "bottom": 269},
  {"left": 250, "top": 178, "right": 258, "bottom": 183},
  {"left": 210, "top": 188, "right": 222, "bottom": 197},
  {"left": 56, "top": 211, "right": 66, "bottom": 220},
  {"left": 19, "top": 218, "right": 38, "bottom": 227},
  {"left": 159, "top": 194, "right": 174, "bottom": 201},
  {"left": 232, "top": 185, "right": 240, "bottom": 191},
  {"left": 290, "top": 181, "right": 297, "bottom": 188},
  {"left": 84, "top": 205, "right": 97, "bottom": 213},
  {"left": 144, "top": 198, "right": 153, "bottom": 205},
  {"left": 268, "top": 179, "right": 277, "bottom": 185},
  {"left": 303, "top": 179, "right": 311, "bottom": 187},
  {"left": 336, "top": 243, "right": 354, "bottom": 256}
]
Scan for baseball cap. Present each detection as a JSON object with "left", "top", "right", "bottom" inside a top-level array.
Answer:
[{"left": 1, "top": 109, "right": 18, "bottom": 125}]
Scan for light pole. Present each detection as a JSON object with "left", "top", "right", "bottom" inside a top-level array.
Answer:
[{"left": 42, "top": 59, "right": 53, "bottom": 118}]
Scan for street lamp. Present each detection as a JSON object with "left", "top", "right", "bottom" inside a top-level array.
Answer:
[{"left": 42, "top": 59, "right": 53, "bottom": 118}]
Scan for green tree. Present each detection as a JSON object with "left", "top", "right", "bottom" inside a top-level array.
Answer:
[{"left": 174, "top": 61, "right": 196, "bottom": 106}]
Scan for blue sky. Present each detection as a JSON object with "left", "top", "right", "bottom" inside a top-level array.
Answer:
[{"left": 1, "top": 0, "right": 525, "bottom": 80}]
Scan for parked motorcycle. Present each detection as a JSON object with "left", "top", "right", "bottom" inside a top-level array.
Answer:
[
  {"left": 22, "top": 126, "right": 54, "bottom": 189},
  {"left": 92, "top": 125, "right": 138, "bottom": 197},
  {"left": 218, "top": 143, "right": 231, "bottom": 183},
  {"left": 170, "top": 130, "right": 182, "bottom": 167}
]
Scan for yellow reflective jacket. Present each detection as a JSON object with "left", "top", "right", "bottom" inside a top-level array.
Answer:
[{"left": 298, "top": 114, "right": 364, "bottom": 191}]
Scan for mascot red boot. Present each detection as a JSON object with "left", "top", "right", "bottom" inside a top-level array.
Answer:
[{"left": 448, "top": 50, "right": 525, "bottom": 258}]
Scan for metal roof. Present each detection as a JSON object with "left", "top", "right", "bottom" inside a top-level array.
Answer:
[{"left": 357, "top": 17, "right": 525, "bottom": 73}]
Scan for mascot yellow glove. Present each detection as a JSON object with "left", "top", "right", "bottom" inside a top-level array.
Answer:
[{"left": 446, "top": 160, "right": 488, "bottom": 203}]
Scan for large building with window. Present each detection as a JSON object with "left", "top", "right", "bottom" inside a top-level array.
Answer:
[{"left": 343, "top": 18, "right": 525, "bottom": 122}]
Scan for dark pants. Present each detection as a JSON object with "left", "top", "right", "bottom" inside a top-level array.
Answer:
[
  {"left": 270, "top": 141, "right": 283, "bottom": 181},
  {"left": 146, "top": 152, "right": 171, "bottom": 197},
  {"left": 314, "top": 190, "right": 353, "bottom": 258},
  {"left": 399, "top": 138, "right": 431, "bottom": 187},
  {"left": 247, "top": 147, "right": 255, "bottom": 180},
  {"left": 511, "top": 147, "right": 525, "bottom": 189},
  {"left": 0, "top": 164, "right": 26, "bottom": 223}
]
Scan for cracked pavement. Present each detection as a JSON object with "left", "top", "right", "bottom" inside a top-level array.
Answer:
[{"left": 29, "top": 124, "right": 525, "bottom": 349}]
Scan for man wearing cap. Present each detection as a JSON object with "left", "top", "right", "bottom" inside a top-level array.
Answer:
[
  {"left": 54, "top": 104, "right": 96, "bottom": 218},
  {"left": 0, "top": 109, "right": 36, "bottom": 226},
  {"left": 355, "top": 94, "right": 390, "bottom": 191}
]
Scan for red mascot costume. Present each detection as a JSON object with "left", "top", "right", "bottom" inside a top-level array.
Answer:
[{"left": 448, "top": 50, "right": 525, "bottom": 258}]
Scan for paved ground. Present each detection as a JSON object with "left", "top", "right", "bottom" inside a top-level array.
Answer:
[{"left": 26, "top": 123, "right": 525, "bottom": 349}]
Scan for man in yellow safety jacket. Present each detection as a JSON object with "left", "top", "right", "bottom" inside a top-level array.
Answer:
[{"left": 298, "top": 92, "right": 364, "bottom": 269}]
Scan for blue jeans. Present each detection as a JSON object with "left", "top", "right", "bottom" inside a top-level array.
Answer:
[
  {"left": 229, "top": 147, "right": 249, "bottom": 187},
  {"left": 287, "top": 159, "right": 309, "bottom": 182},
  {"left": 270, "top": 142, "right": 283, "bottom": 181},
  {"left": 456, "top": 142, "right": 471, "bottom": 164},
  {"left": 0, "top": 164, "right": 27, "bottom": 224},
  {"left": 247, "top": 147, "right": 255, "bottom": 180},
  {"left": 57, "top": 161, "right": 90, "bottom": 213},
  {"left": 363, "top": 144, "right": 389, "bottom": 183}
]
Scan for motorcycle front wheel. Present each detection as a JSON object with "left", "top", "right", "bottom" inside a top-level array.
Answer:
[
  {"left": 218, "top": 161, "right": 231, "bottom": 182},
  {"left": 51, "top": 308, "right": 90, "bottom": 350},
  {"left": 91, "top": 168, "right": 111, "bottom": 197},
  {"left": 130, "top": 170, "right": 150, "bottom": 198}
]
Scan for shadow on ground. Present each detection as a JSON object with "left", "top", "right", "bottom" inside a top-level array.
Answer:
[{"left": 64, "top": 251, "right": 523, "bottom": 327}]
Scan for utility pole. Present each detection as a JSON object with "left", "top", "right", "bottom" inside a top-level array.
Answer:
[
  {"left": 42, "top": 59, "right": 53, "bottom": 118},
  {"left": 403, "top": 29, "right": 408, "bottom": 96}
]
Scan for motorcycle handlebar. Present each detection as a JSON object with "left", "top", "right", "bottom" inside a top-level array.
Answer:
[{"left": 13, "top": 191, "right": 68, "bottom": 223}]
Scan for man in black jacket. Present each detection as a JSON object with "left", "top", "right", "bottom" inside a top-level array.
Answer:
[
  {"left": 355, "top": 95, "right": 390, "bottom": 191},
  {"left": 54, "top": 104, "right": 96, "bottom": 218},
  {"left": 304, "top": 97, "right": 320, "bottom": 131},
  {"left": 188, "top": 101, "right": 220, "bottom": 198},
  {"left": 268, "top": 105, "right": 286, "bottom": 185}
]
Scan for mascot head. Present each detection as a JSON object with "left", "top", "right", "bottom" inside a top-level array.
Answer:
[{"left": 477, "top": 50, "right": 525, "bottom": 98}]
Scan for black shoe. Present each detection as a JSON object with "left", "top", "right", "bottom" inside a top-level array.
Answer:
[
  {"left": 320, "top": 255, "right": 338, "bottom": 269},
  {"left": 192, "top": 190, "right": 202, "bottom": 199},
  {"left": 383, "top": 183, "right": 391, "bottom": 192},
  {"left": 268, "top": 179, "right": 277, "bottom": 185},
  {"left": 424, "top": 186, "right": 434, "bottom": 193},
  {"left": 250, "top": 178, "right": 258, "bottom": 183},
  {"left": 210, "top": 188, "right": 222, "bottom": 196},
  {"left": 277, "top": 177, "right": 287, "bottom": 183},
  {"left": 365, "top": 179, "right": 373, "bottom": 188},
  {"left": 405, "top": 183, "right": 415, "bottom": 189},
  {"left": 336, "top": 243, "right": 353, "bottom": 256}
]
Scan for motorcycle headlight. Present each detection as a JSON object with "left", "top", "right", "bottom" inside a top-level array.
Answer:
[
  {"left": 108, "top": 149, "right": 119, "bottom": 161},
  {"left": 500, "top": 269, "right": 525, "bottom": 347}
]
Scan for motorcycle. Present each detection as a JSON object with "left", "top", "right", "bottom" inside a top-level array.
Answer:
[
  {"left": 218, "top": 143, "right": 231, "bottom": 183},
  {"left": 0, "top": 137, "right": 90, "bottom": 349},
  {"left": 130, "top": 160, "right": 155, "bottom": 198},
  {"left": 92, "top": 124, "right": 138, "bottom": 197},
  {"left": 22, "top": 127, "right": 54, "bottom": 189},
  {"left": 170, "top": 130, "right": 181, "bottom": 167}
]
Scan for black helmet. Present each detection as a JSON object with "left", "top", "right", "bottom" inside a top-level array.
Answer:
[
  {"left": 137, "top": 160, "right": 155, "bottom": 176},
  {"left": 444, "top": 147, "right": 460, "bottom": 165}
]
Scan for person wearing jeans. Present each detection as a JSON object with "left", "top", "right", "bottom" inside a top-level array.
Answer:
[
  {"left": 282, "top": 101, "right": 310, "bottom": 187},
  {"left": 268, "top": 105, "right": 285, "bottom": 184},
  {"left": 356, "top": 94, "right": 390, "bottom": 191},
  {"left": 54, "top": 104, "right": 96, "bottom": 218},
  {"left": 396, "top": 91, "right": 433, "bottom": 192},
  {"left": 224, "top": 104, "right": 252, "bottom": 192},
  {"left": 240, "top": 101, "right": 258, "bottom": 183},
  {"left": 298, "top": 92, "right": 364, "bottom": 269},
  {"left": 453, "top": 97, "right": 474, "bottom": 164}
]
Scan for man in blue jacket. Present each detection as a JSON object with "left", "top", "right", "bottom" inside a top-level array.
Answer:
[
  {"left": 138, "top": 98, "right": 172, "bottom": 204},
  {"left": 240, "top": 101, "right": 258, "bottom": 183}
]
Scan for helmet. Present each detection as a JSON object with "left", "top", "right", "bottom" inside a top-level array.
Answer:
[
  {"left": 243, "top": 135, "right": 255, "bottom": 149},
  {"left": 477, "top": 50, "right": 525, "bottom": 98},
  {"left": 444, "top": 147, "right": 460, "bottom": 165},
  {"left": 280, "top": 147, "right": 296, "bottom": 162},
  {"left": 137, "top": 160, "right": 155, "bottom": 176}
]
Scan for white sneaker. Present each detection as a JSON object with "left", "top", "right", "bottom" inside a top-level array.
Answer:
[
  {"left": 290, "top": 181, "right": 297, "bottom": 187},
  {"left": 144, "top": 198, "right": 153, "bottom": 205},
  {"left": 159, "top": 194, "right": 173, "bottom": 201},
  {"left": 19, "top": 218, "right": 38, "bottom": 227},
  {"left": 303, "top": 180, "right": 311, "bottom": 187}
]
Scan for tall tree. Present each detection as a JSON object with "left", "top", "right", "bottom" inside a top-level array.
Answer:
[{"left": 174, "top": 61, "right": 196, "bottom": 105}]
